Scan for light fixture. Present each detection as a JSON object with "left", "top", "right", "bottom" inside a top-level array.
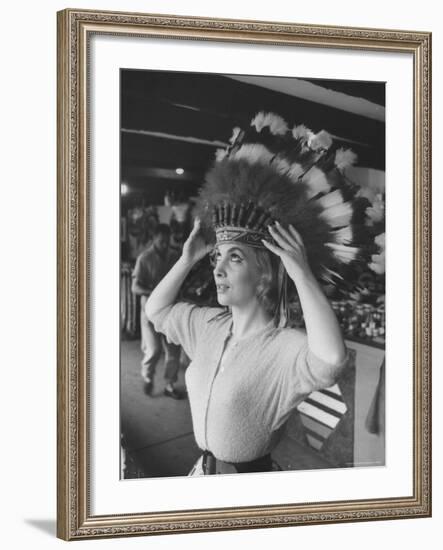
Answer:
[
  {"left": 121, "top": 183, "right": 129, "bottom": 195},
  {"left": 175, "top": 167, "right": 184, "bottom": 175}
]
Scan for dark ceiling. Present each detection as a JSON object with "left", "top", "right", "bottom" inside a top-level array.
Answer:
[{"left": 120, "top": 69, "right": 385, "bottom": 205}]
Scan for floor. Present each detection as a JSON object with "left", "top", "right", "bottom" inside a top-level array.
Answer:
[
  {"left": 120, "top": 339, "right": 334, "bottom": 479},
  {"left": 120, "top": 339, "right": 200, "bottom": 478}
]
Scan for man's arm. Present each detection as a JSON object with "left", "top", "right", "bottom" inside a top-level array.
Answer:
[{"left": 131, "top": 256, "right": 152, "bottom": 297}]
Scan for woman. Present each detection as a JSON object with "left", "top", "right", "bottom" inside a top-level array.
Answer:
[
  {"left": 146, "top": 217, "right": 348, "bottom": 474},
  {"left": 146, "top": 111, "right": 359, "bottom": 475}
]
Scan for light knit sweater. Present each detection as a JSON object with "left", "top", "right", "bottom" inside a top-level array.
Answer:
[{"left": 151, "top": 302, "right": 346, "bottom": 463}]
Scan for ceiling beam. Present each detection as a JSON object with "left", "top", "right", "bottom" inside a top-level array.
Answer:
[{"left": 227, "top": 75, "right": 385, "bottom": 122}]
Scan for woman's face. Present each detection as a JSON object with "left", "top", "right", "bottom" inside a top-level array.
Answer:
[{"left": 212, "top": 242, "right": 261, "bottom": 308}]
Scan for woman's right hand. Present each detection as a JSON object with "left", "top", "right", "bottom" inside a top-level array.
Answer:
[{"left": 180, "top": 218, "right": 213, "bottom": 267}]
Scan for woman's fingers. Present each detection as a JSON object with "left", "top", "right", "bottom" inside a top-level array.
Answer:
[
  {"left": 268, "top": 224, "right": 296, "bottom": 251},
  {"left": 261, "top": 238, "right": 283, "bottom": 257},
  {"left": 274, "top": 221, "right": 299, "bottom": 248},
  {"left": 189, "top": 217, "right": 201, "bottom": 235},
  {"left": 288, "top": 224, "right": 304, "bottom": 247},
  {"left": 186, "top": 218, "right": 202, "bottom": 245}
]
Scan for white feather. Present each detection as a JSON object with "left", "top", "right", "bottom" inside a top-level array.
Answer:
[
  {"left": 314, "top": 189, "right": 344, "bottom": 209},
  {"left": 287, "top": 163, "right": 304, "bottom": 180},
  {"left": 232, "top": 144, "right": 274, "bottom": 165},
  {"left": 229, "top": 127, "right": 242, "bottom": 145},
  {"left": 320, "top": 272, "right": 336, "bottom": 285},
  {"left": 375, "top": 232, "right": 385, "bottom": 249},
  {"left": 331, "top": 226, "right": 353, "bottom": 244},
  {"left": 335, "top": 148, "right": 358, "bottom": 171},
  {"left": 369, "top": 251, "right": 385, "bottom": 274},
  {"left": 215, "top": 148, "right": 228, "bottom": 161},
  {"left": 292, "top": 124, "right": 312, "bottom": 141},
  {"left": 308, "top": 130, "right": 333, "bottom": 151},
  {"left": 272, "top": 156, "right": 292, "bottom": 174},
  {"left": 251, "top": 112, "right": 288, "bottom": 135},
  {"left": 365, "top": 195, "right": 385, "bottom": 225},
  {"left": 321, "top": 265, "right": 345, "bottom": 280},
  {"left": 303, "top": 167, "right": 331, "bottom": 198},
  {"left": 319, "top": 202, "right": 353, "bottom": 227},
  {"left": 325, "top": 243, "right": 359, "bottom": 263}
]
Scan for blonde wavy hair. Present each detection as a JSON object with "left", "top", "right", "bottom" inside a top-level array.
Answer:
[{"left": 252, "top": 248, "right": 280, "bottom": 317}]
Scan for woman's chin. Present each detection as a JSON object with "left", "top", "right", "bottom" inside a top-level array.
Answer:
[{"left": 216, "top": 293, "right": 230, "bottom": 306}]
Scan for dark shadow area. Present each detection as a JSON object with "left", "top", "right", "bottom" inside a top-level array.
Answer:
[{"left": 24, "top": 519, "right": 56, "bottom": 537}]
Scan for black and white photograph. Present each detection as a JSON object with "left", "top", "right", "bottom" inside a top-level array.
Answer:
[
  {"left": 52, "top": 5, "right": 432, "bottom": 542},
  {"left": 119, "top": 69, "right": 386, "bottom": 479},
  {"left": 1, "top": 0, "right": 438, "bottom": 544}
]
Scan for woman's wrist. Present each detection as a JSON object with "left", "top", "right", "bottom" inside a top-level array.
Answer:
[
  {"left": 177, "top": 254, "right": 197, "bottom": 270},
  {"left": 288, "top": 265, "right": 316, "bottom": 288}
]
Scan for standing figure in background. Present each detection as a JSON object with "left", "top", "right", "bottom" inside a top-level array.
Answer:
[
  {"left": 169, "top": 219, "right": 186, "bottom": 257},
  {"left": 171, "top": 191, "right": 192, "bottom": 237},
  {"left": 131, "top": 224, "right": 184, "bottom": 399}
]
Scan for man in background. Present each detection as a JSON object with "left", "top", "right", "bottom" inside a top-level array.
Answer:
[{"left": 131, "top": 224, "right": 184, "bottom": 399}]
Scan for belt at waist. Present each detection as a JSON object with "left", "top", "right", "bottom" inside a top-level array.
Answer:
[{"left": 201, "top": 450, "right": 272, "bottom": 475}]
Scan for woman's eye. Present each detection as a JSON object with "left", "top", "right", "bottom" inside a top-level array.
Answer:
[
  {"left": 211, "top": 251, "right": 243, "bottom": 265},
  {"left": 230, "top": 253, "right": 243, "bottom": 262}
]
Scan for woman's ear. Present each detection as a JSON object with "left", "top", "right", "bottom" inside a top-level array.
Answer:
[{"left": 255, "top": 273, "right": 270, "bottom": 299}]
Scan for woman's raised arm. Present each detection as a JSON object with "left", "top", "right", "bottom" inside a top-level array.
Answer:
[
  {"left": 262, "top": 222, "right": 346, "bottom": 366},
  {"left": 145, "top": 219, "right": 213, "bottom": 319}
]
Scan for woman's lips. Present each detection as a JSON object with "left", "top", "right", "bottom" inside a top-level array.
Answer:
[{"left": 216, "top": 284, "right": 230, "bottom": 293}]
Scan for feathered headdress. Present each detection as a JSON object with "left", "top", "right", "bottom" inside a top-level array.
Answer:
[
  {"left": 197, "top": 111, "right": 361, "bottom": 287},
  {"left": 197, "top": 111, "right": 365, "bottom": 326}
]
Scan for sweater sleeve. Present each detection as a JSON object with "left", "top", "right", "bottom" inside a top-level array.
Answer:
[
  {"left": 293, "top": 341, "right": 350, "bottom": 395},
  {"left": 148, "top": 302, "right": 216, "bottom": 359},
  {"left": 273, "top": 333, "right": 350, "bottom": 428}
]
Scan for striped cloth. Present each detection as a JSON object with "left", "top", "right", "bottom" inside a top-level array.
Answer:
[{"left": 296, "top": 384, "right": 347, "bottom": 451}]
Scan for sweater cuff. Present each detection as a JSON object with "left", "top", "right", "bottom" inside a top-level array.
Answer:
[{"left": 305, "top": 346, "right": 350, "bottom": 387}]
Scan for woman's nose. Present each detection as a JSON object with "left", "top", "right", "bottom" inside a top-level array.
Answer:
[{"left": 213, "top": 259, "right": 227, "bottom": 277}]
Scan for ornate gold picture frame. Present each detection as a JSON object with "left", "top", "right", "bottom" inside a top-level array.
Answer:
[{"left": 57, "top": 8, "right": 431, "bottom": 540}]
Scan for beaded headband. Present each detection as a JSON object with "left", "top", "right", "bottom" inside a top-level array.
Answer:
[{"left": 213, "top": 201, "right": 272, "bottom": 248}]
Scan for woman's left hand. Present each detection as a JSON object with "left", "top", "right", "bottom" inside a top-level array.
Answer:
[{"left": 262, "top": 222, "right": 313, "bottom": 282}]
